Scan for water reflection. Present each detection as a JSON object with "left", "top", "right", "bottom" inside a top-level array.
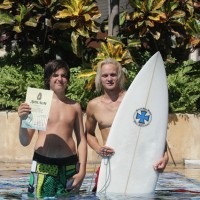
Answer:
[{"left": 0, "top": 165, "right": 200, "bottom": 199}]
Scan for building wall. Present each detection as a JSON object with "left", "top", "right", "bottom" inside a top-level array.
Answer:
[{"left": 0, "top": 112, "right": 200, "bottom": 166}]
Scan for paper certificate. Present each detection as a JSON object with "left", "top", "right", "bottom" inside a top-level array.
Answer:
[{"left": 21, "top": 87, "right": 53, "bottom": 131}]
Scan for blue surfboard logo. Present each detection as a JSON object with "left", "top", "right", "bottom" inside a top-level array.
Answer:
[{"left": 133, "top": 108, "right": 152, "bottom": 127}]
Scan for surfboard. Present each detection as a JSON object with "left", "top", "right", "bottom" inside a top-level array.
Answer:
[{"left": 97, "top": 51, "right": 168, "bottom": 195}]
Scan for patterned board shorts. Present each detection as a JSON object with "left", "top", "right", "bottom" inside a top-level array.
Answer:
[{"left": 28, "top": 152, "right": 79, "bottom": 198}]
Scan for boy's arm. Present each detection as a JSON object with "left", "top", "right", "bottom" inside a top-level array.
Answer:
[
  {"left": 153, "top": 142, "right": 169, "bottom": 171},
  {"left": 18, "top": 103, "right": 35, "bottom": 146},
  {"left": 74, "top": 103, "right": 87, "bottom": 177},
  {"left": 85, "top": 101, "right": 102, "bottom": 154}
]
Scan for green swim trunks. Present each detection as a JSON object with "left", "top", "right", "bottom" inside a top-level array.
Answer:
[{"left": 28, "top": 152, "right": 79, "bottom": 198}]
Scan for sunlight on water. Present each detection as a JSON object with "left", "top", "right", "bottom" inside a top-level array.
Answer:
[{"left": 0, "top": 165, "right": 200, "bottom": 199}]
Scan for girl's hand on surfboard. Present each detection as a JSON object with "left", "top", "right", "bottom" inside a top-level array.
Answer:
[
  {"left": 18, "top": 103, "right": 31, "bottom": 119},
  {"left": 98, "top": 146, "right": 115, "bottom": 157}
]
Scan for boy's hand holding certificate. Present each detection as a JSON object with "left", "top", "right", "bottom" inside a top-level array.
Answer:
[{"left": 21, "top": 87, "right": 53, "bottom": 131}]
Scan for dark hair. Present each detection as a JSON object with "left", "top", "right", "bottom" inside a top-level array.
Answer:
[{"left": 44, "top": 60, "right": 70, "bottom": 89}]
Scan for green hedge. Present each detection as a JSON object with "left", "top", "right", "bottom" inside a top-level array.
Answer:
[
  {"left": 0, "top": 58, "right": 199, "bottom": 113},
  {"left": 0, "top": 64, "right": 43, "bottom": 110}
]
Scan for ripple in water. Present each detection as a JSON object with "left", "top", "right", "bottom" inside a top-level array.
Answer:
[{"left": 0, "top": 172, "right": 200, "bottom": 199}]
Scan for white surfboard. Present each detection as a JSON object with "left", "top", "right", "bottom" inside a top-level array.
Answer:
[{"left": 97, "top": 52, "right": 168, "bottom": 195}]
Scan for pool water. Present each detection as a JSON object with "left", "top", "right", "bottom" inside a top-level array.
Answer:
[{"left": 0, "top": 164, "right": 200, "bottom": 199}]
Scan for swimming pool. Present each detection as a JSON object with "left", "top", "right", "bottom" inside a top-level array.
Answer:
[{"left": 0, "top": 163, "right": 200, "bottom": 199}]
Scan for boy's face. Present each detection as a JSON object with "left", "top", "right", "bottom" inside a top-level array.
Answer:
[
  {"left": 101, "top": 63, "right": 119, "bottom": 91},
  {"left": 49, "top": 68, "right": 69, "bottom": 92}
]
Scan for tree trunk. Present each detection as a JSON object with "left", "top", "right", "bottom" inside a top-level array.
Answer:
[{"left": 108, "top": 0, "right": 119, "bottom": 36}]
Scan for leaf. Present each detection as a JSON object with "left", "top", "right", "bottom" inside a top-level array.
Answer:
[
  {"left": 70, "top": 19, "right": 78, "bottom": 27},
  {"left": 107, "top": 36, "right": 124, "bottom": 46},
  {"left": 71, "top": 31, "right": 79, "bottom": 55},
  {"left": 78, "top": 70, "right": 96, "bottom": 78},
  {"left": 119, "top": 11, "right": 128, "bottom": 26},
  {"left": 168, "top": 1, "right": 179, "bottom": 12},
  {"left": 147, "top": 0, "right": 154, "bottom": 11},
  {"left": 152, "top": 31, "right": 161, "bottom": 40},
  {"left": 170, "top": 10, "right": 186, "bottom": 19},
  {"left": 127, "top": 39, "right": 141, "bottom": 48},
  {"left": 55, "top": 9, "right": 73, "bottom": 18},
  {"left": 89, "top": 21, "right": 100, "bottom": 32},
  {"left": 25, "top": 18, "right": 38, "bottom": 27},
  {"left": 152, "top": 0, "right": 166, "bottom": 11},
  {"left": 100, "top": 42, "right": 110, "bottom": 56},
  {"left": 145, "top": 19, "right": 154, "bottom": 27},
  {"left": 77, "top": 27, "right": 89, "bottom": 37},
  {"left": 0, "top": 0, "right": 13, "bottom": 9},
  {"left": 0, "top": 12, "right": 14, "bottom": 25},
  {"left": 13, "top": 25, "right": 22, "bottom": 33}
]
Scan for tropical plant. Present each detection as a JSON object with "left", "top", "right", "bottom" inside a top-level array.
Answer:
[
  {"left": 186, "top": 18, "right": 200, "bottom": 49},
  {"left": 78, "top": 36, "right": 136, "bottom": 90},
  {"left": 0, "top": 0, "right": 58, "bottom": 60},
  {"left": 0, "top": 64, "right": 43, "bottom": 110},
  {"left": 121, "top": 0, "right": 199, "bottom": 60},
  {"left": 93, "top": 37, "right": 134, "bottom": 67},
  {"left": 55, "top": 0, "right": 101, "bottom": 56},
  {"left": 67, "top": 67, "right": 97, "bottom": 110},
  {"left": 0, "top": 0, "right": 200, "bottom": 114},
  {"left": 128, "top": 0, "right": 167, "bottom": 37},
  {"left": 0, "top": 62, "right": 96, "bottom": 111},
  {"left": 0, "top": 0, "right": 101, "bottom": 64},
  {"left": 167, "top": 60, "right": 200, "bottom": 113}
]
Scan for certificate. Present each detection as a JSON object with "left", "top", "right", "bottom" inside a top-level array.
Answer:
[{"left": 21, "top": 87, "right": 53, "bottom": 131}]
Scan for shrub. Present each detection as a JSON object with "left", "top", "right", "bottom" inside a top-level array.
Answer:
[
  {"left": 0, "top": 64, "right": 43, "bottom": 110},
  {"left": 167, "top": 60, "right": 200, "bottom": 113},
  {"left": 0, "top": 54, "right": 199, "bottom": 113}
]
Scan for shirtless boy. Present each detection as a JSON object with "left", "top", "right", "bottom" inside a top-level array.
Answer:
[
  {"left": 18, "top": 60, "right": 87, "bottom": 198},
  {"left": 85, "top": 58, "right": 169, "bottom": 192}
]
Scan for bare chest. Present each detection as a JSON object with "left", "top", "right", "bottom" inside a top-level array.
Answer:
[
  {"left": 95, "top": 102, "right": 120, "bottom": 129},
  {"left": 48, "top": 102, "right": 76, "bottom": 127}
]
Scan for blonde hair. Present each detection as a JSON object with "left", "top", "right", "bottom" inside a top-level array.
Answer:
[{"left": 95, "top": 58, "right": 125, "bottom": 93}]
